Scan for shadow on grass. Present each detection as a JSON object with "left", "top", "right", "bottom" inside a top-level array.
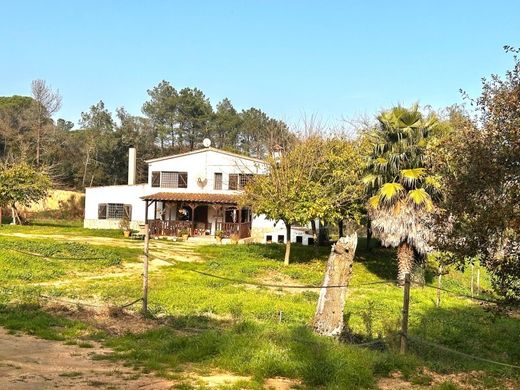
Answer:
[
  {"left": 102, "top": 317, "right": 410, "bottom": 388},
  {"left": 0, "top": 303, "right": 91, "bottom": 341},
  {"left": 409, "top": 304, "right": 520, "bottom": 374}
]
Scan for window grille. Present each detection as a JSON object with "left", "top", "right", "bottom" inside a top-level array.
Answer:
[
  {"left": 239, "top": 174, "right": 254, "bottom": 189},
  {"left": 107, "top": 203, "right": 125, "bottom": 219},
  {"left": 98, "top": 203, "right": 131, "bottom": 219},
  {"left": 161, "top": 172, "right": 188, "bottom": 188}
]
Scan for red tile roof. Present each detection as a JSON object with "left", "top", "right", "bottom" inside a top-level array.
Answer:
[{"left": 141, "top": 192, "right": 240, "bottom": 204}]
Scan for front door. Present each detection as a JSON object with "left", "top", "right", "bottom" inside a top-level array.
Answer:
[{"left": 194, "top": 205, "right": 208, "bottom": 223}]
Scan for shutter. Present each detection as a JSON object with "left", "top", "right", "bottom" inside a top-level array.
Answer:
[
  {"left": 151, "top": 171, "right": 160, "bottom": 187},
  {"left": 229, "top": 174, "right": 238, "bottom": 190},
  {"left": 178, "top": 172, "right": 188, "bottom": 188},
  {"left": 123, "top": 204, "right": 132, "bottom": 220},
  {"left": 214, "top": 173, "right": 222, "bottom": 190},
  {"left": 98, "top": 204, "right": 107, "bottom": 219}
]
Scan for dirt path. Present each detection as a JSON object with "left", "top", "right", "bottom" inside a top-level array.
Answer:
[
  {"left": 0, "top": 328, "right": 173, "bottom": 389},
  {"left": 0, "top": 232, "right": 204, "bottom": 264}
]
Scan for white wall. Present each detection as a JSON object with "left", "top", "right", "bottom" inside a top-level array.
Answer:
[
  {"left": 147, "top": 149, "right": 267, "bottom": 193},
  {"left": 84, "top": 148, "right": 271, "bottom": 231},
  {"left": 84, "top": 184, "right": 152, "bottom": 229}
]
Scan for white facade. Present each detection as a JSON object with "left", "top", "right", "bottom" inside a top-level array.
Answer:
[{"left": 83, "top": 146, "right": 313, "bottom": 244}]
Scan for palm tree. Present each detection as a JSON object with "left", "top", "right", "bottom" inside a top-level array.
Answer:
[{"left": 363, "top": 105, "right": 442, "bottom": 285}]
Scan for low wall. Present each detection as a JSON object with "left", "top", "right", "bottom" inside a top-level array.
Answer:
[{"left": 84, "top": 219, "right": 143, "bottom": 230}]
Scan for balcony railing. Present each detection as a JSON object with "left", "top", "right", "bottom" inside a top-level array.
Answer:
[
  {"left": 148, "top": 219, "right": 251, "bottom": 239},
  {"left": 216, "top": 222, "right": 251, "bottom": 239}
]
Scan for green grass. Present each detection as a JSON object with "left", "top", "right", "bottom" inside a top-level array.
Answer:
[
  {"left": 0, "top": 218, "right": 123, "bottom": 238},
  {"left": 0, "top": 222, "right": 518, "bottom": 389}
]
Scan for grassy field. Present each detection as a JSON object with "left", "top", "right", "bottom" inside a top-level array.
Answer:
[{"left": 0, "top": 221, "right": 518, "bottom": 389}]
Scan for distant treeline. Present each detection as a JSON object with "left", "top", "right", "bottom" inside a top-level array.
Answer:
[{"left": 0, "top": 80, "right": 293, "bottom": 189}]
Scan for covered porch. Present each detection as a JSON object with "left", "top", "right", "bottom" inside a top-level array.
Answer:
[{"left": 141, "top": 192, "right": 252, "bottom": 239}]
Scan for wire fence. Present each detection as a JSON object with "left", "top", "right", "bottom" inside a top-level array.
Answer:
[{"left": 1, "top": 247, "right": 518, "bottom": 372}]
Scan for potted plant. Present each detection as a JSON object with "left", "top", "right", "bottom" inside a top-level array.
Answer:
[
  {"left": 119, "top": 216, "right": 132, "bottom": 238},
  {"left": 180, "top": 227, "right": 190, "bottom": 241},
  {"left": 215, "top": 230, "right": 224, "bottom": 243}
]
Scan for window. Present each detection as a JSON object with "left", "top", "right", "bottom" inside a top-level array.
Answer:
[
  {"left": 240, "top": 208, "right": 251, "bottom": 223},
  {"left": 225, "top": 208, "right": 237, "bottom": 223},
  {"left": 151, "top": 171, "right": 160, "bottom": 187},
  {"left": 98, "top": 203, "right": 131, "bottom": 220},
  {"left": 107, "top": 203, "right": 125, "bottom": 219},
  {"left": 228, "top": 174, "right": 238, "bottom": 190},
  {"left": 214, "top": 172, "right": 223, "bottom": 190},
  {"left": 239, "top": 174, "right": 253, "bottom": 189},
  {"left": 161, "top": 172, "right": 188, "bottom": 188}
]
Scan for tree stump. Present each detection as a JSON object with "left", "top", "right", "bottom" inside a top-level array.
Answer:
[{"left": 313, "top": 233, "right": 357, "bottom": 337}]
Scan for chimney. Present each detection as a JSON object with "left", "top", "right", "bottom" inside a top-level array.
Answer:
[{"left": 128, "top": 147, "right": 136, "bottom": 185}]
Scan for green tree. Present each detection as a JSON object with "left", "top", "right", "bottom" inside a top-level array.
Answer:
[
  {"left": 363, "top": 105, "right": 442, "bottom": 285},
  {"left": 241, "top": 138, "right": 325, "bottom": 265},
  {"left": 0, "top": 162, "right": 51, "bottom": 224},
  {"left": 142, "top": 80, "right": 179, "bottom": 151},
  {"left": 315, "top": 136, "right": 367, "bottom": 236},
  {"left": 433, "top": 48, "right": 520, "bottom": 301},
  {"left": 176, "top": 87, "right": 213, "bottom": 150},
  {"left": 212, "top": 98, "right": 241, "bottom": 149},
  {"left": 78, "top": 101, "right": 115, "bottom": 187}
]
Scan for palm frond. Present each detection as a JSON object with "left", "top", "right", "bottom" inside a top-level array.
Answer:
[
  {"left": 400, "top": 168, "right": 427, "bottom": 186},
  {"left": 408, "top": 188, "right": 433, "bottom": 211},
  {"left": 378, "top": 182, "right": 404, "bottom": 204}
]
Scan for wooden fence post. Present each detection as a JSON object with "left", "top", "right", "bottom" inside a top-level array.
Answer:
[
  {"left": 400, "top": 273, "right": 411, "bottom": 354},
  {"left": 471, "top": 263, "right": 474, "bottom": 297},
  {"left": 436, "top": 266, "right": 442, "bottom": 308},
  {"left": 142, "top": 223, "right": 150, "bottom": 315},
  {"left": 477, "top": 266, "right": 480, "bottom": 295}
]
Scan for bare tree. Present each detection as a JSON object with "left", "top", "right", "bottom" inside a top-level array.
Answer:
[{"left": 31, "top": 80, "right": 62, "bottom": 166}]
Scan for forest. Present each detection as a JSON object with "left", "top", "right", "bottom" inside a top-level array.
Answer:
[{"left": 0, "top": 80, "right": 293, "bottom": 188}]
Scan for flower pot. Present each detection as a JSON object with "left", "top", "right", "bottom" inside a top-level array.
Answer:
[
  {"left": 123, "top": 230, "right": 131, "bottom": 238},
  {"left": 216, "top": 236, "right": 222, "bottom": 244},
  {"left": 182, "top": 234, "right": 189, "bottom": 241}
]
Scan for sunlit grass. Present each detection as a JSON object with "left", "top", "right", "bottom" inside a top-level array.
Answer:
[{"left": 0, "top": 222, "right": 518, "bottom": 389}]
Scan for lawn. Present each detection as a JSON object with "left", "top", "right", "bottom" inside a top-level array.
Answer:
[{"left": 0, "top": 221, "right": 518, "bottom": 389}]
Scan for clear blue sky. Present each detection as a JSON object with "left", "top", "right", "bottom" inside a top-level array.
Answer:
[{"left": 1, "top": 1, "right": 518, "bottom": 128}]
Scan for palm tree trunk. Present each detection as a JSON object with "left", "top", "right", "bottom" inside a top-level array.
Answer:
[
  {"left": 284, "top": 223, "right": 291, "bottom": 265},
  {"left": 397, "top": 242, "right": 414, "bottom": 286}
]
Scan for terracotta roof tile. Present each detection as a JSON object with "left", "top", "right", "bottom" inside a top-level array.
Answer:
[{"left": 141, "top": 192, "right": 240, "bottom": 204}]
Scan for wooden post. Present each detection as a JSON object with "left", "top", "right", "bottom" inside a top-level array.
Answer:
[
  {"left": 400, "top": 273, "right": 411, "bottom": 354},
  {"left": 470, "top": 263, "right": 474, "bottom": 297},
  {"left": 477, "top": 266, "right": 480, "bottom": 295},
  {"left": 142, "top": 223, "right": 150, "bottom": 315},
  {"left": 436, "top": 266, "right": 442, "bottom": 308}
]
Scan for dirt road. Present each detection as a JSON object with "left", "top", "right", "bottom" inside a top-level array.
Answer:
[{"left": 0, "top": 328, "right": 172, "bottom": 389}]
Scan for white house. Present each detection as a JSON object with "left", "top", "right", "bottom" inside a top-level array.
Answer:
[{"left": 84, "top": 143, "right": 315, "bottom": 243}]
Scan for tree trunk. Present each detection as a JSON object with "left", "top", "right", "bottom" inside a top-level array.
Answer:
[
  {"left": 366, "top": 219, "right": 372, "bottom": 251},
  {"left": 284, "top": 223, "right": 291, "bottom": 265},
  {"left": 411, "top": 248, "right": 426, "bottom": 285},
  {"left": 338, "top": 218, "right": 344, "bottom": 238},
  {"left": 311, "top": 219, "right": 318, "bottom": 250},
  {"left": 11, "top": 205, "right": 23, "bottom": 225},
  {"left": 313, "top": 233, "right": 358, "bottom": 337},
  {"left": 397, "top": 241, "right": 414, "bottom": 286}
]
